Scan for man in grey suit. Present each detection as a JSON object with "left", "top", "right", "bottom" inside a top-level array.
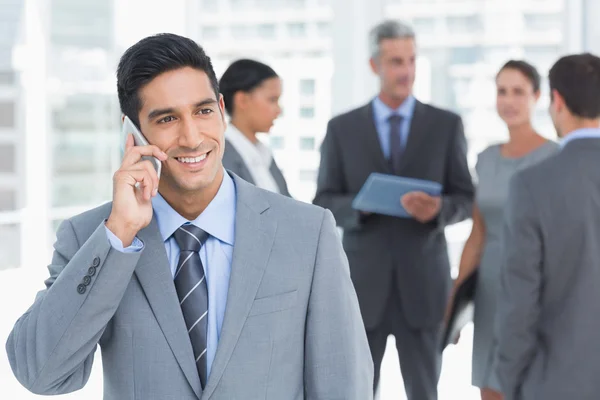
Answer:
[
  {"left": 6, "top": 33, "right": 373, "bottom": 399},
  {"left": 496, "top": 53, "right": 600, "bottom": 400},
  {"left": 313, "top": 21, "right": 474, "bottom": 400}
]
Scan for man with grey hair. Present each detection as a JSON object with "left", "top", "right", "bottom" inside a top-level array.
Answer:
[{"left": 314, "top": 20, "right": 474, "bottom": 400}]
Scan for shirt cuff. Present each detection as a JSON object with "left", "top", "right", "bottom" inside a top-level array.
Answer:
[{"left": 104, "top": 223, "right": 144, "bottom": 253}]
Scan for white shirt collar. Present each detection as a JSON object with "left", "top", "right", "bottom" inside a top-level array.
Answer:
[{"left": 225, "top": 123, "right": 280, "bottom": 194}]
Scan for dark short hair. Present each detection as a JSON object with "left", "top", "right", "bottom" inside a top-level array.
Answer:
[
  {"left": 549, "top": 53, "right": 600, "bottom": 119},
  {"left": 497, "top": 60, "right": 541, "bottom": 93},
  {"left": 218, "top": 59, "right": 278, "bottom": 116},
  {"left": 117, "top": 33, "right": 220, "bottom": 128}
]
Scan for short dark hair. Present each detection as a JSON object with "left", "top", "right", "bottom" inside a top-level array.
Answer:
[
  {"left": 497, "top": 60, "right": 541, "bottom": 93},
  {"left": 218, "top": 59, "right": 278, "bottom": 116},
  {"left": 549, "top": 53, "right": 600, "bottom": 119},
  {"left": 117, "top": 33, "right": 220, "bottom": 128}
]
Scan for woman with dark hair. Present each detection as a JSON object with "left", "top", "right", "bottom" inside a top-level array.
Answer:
[
  {"left": 448, "top": 60, "right": 558, "bottom": 400},
  {"left": 219, "top": 59, "right": 290, "bottom": 196}
]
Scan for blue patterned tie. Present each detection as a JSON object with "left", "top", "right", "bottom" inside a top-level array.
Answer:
[{"left": 173, "top": 224, "right": 210, "bottom": 388}]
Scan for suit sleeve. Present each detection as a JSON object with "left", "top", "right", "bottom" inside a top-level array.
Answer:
[
  {"left": 495, "top": 173, "right": 543, "bottom": 399},
  {"left": 5, "top": 219, "right": 142, "bottom": 395},
  {"left": 304, "top": 209, "right": 374, "bottom": 399},
  {"left": 437, "top": 116, "right": 475, "bottom": 228},
  {"left": 313, "top": 119, "right": 364, "bottom": 230}
]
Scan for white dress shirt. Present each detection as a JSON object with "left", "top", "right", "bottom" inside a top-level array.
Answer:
[{"left": 225, "top": 123, "right": 280, "bottom": 194}]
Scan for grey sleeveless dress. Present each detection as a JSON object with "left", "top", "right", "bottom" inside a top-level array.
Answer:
[{"left": 472, "top": 141, "right": 558, "bottom": 390}]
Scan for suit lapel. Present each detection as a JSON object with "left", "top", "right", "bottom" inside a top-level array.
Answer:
[
  {"left": 135, "top": 219, "right": 202, "bottom": 400},
  {"left": 360, "top": 102, "right": 391, "bottom": 173},
  {"left": 397, "top": 100, "right": 431, "bottom": 173},
  {"left": 203, "top": 176, "right": 276, "bottom": 399}
]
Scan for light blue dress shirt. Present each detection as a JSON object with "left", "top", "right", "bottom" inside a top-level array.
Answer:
[
  {"left": 560, "top": 127, "right": 600, "bottom": 148},
  {"left": 371, "top": 95, "right": 417, "bottom": 160},
  {"left": 105, "top": 170, "right": 236, "bottom": 379}
]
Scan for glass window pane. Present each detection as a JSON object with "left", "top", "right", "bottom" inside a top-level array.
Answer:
[
  {"left": 0, "top": 101, "right": 15, "bottom": 128},
  {"left": 0, "top": 70, "right": 15, "bottom": 85},
  {"left": 0, "top": 189, "right": 16, "bottom": 211},
  {"left": 257, "top": 24, "right": 276, "bottom": 39},
  {"left": 299, "top": 137, "right": 315, "bottom": 150},
  {"left": 300, "top": 79, "right": 315, "bottom": 96},
  {"left": 270, "top": 136, "right": 284, "bottom": 149},
  {"left": 288, "top": 23, "right": 306, "bottom": 38},
  {"left": 202, "top": 26, "right": 220, "bottom": 39},
  {"left": 0, "top": 144, "right": 15, "bottom": 173},
  {"left": 0, "top": 224, "right": 20, "bottom": 270},
  {"left": 300, "top": 107, "right": 315, "bottom": 118}
]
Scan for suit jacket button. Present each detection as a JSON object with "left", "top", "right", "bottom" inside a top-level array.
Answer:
[
  {"left": 88, "top": 266, "right": 96, "bottom": 276},
  {"left": 92, "top": 257, "right": 100, "bottom": 267},
  {"left": 77, "top": 284, "right": 86, "bottom": 294},
  {"left": 82, "top": 275, "right": 92, "bottom": 286}
]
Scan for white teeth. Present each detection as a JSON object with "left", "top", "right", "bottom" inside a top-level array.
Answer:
[{"left": 177, "top": 154, "right": 208, "bottom": 163}]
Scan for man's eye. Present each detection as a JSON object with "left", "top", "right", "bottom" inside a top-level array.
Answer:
[
  {"left": 197, "top": 108, "right": 214, "bottom": 115},
  {"left": 158, "top": 116, "right": 176, "bottom": 123}
]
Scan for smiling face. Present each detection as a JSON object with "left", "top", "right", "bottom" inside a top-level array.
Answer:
[
  {"left": 137, "top": 67, "right": 226, "bottom": 197},
  {"left": 496, "top": 67, "right": 540, "bottom": 128}
]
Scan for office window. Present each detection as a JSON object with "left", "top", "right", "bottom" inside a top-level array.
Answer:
[
  {"left": 52, "top": 175, "right": 112, "bottom": 207},
  {"left": 300, "top": 79, "right": 316, "bottom": 96},
  {"left": 412, "top": 17, "right": 435, "bottom": 34},
  {"left": 257, "top": 24, "right": 276, "bottom": 39},
  {"left": 270, "top": 136, "right": 285, "bottom": 149},
  {"left": 0, "top": 144, "right": 15, "bottom": 173},
  {"left": 202, "top": 26, "right": 220, "bottom": 39},
  {"left": 447, "top": 15, "right": 483, "bottom": 34},
  {"left": 201, "top": 0, "right": 219, "bottom": 12},
  {"left": 232, "top": 25, "right": 253, "bottom": 39},
  {"left": 52, "top": 94, "right": 115, "bottom": 132},
  {"left": 299, "top": 169, "right": 316, "bottom": 182},
  {"left": 524, "top": 13, "right": 560, "bottom": 31},
  {"left": 0, "top": 224, "right": 20, "bottom": 270},
  {"left": 0, "top": 101, "right": 15, "bottom": 128},
  {"left": 299, "top": 137, "right": 315, "bottom": 150},
  {"left": 449, "top": 47, "right": 482, "bottom": 65},
  {"left": 288, "top": 23, "right": 306, "bottom": 38},
  {"left": 300, "top": 106, "right": 315, "bottom": 118},
  {"left": 0, "top": 70, "right": 15, "bottom": 85},
  {"left": 317, "top": 22, "right": 330, "bottom": 38},
  {"left": 0, "top": 189, "right": 16, "bottom": 211}
]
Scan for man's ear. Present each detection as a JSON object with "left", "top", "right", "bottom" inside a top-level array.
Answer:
[
  {"left": 551, "top": 89, "right": 565, "bottom": 113},
  {"left": 369, "top": 57, "right": 379, "bottom": 75},
  {"left": 218, "top": 93, "right": 226, "bottom": 121}
]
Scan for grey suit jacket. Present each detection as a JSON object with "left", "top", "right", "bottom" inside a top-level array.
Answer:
[
  {"left": 6, "top": 173, "right": 373, "bottom": 399},
  {"left": 222, "top": 139, "right": 291, "bottom": 197},
  {"left": 313, "top": 100, "right": 474, "bottom": 330},
  {"left": 496, "top": 138, "right": 600, "bottom": 400}
]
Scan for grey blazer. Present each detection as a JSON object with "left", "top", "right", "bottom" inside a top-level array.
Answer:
[
  {"left": 6, "top": 173, "right": 373, "bottom": 399},
  {"left": 222, "top": 139, "right": 291, "bottom": 197},
  {"left": 496, "top": 138, "right": 600, "bottom": 400},
  {"left": 314, "top": 100, "right": 474, "bottom": 330}
]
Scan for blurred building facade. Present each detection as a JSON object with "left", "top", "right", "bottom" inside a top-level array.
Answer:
[{"left": 0, "top": 0, "right": 599, "bottom": 271}]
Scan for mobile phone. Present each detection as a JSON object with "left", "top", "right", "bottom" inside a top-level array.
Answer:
[{"left": 121, "top": 115, "right": 162, "bottom": 179}]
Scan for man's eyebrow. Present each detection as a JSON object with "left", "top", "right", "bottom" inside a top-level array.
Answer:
[{"left": 147, "top": 98, "right": 218, "bottom": 121}]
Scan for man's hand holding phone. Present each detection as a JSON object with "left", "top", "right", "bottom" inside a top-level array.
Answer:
[{"left": 106, "top": 133, "right": 167, "bottom": 247}]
